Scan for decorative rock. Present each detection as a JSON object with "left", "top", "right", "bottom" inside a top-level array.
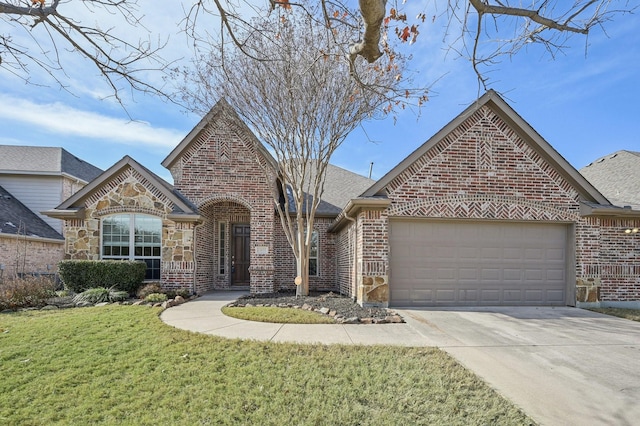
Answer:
[
  {"left": 40, "top": 305, "right": 59, "bottom": 310},
  {"left": 328, "top": 310, "right": 337, "bottom": 317},
  {"left": 373, "top": 318, "right": 389, "bottom": 324},
  {"left": 360, "top": 317, "right": 374, "bottom": 324},
  {"left": 76, "top": 301, "right": 93, "bottom": 307},
  {"left": 95, "top": 302, "right": 109, "bottom": 307},
  {"left": 1, "top": 309, "right": 14, "bottom": 314},
  {"left": 174, "top": 295, "right": 186, "bottom": 304},
  {"left": 161, "top": 300, "right": 175, "bottom": 309},
  {"left": 301, "top": 303, "right": 312, "bottom": 310},
  {"left": 153, "top": 303, "right": 163, "bottom": 308},
  {"left": 245, "top": 303, "right": 254, "bottom": 307},
  {"left": 385, "top": 315, "right": 403, "bottom": 323},
  {"left": 318, "top": 307, "right": 330, "bottom": 315},
  {"left": 343, "top": 317, "right": 360, "bottom": 324},
  {"left": 132, "top": 300, "right": 145, "bottom": 306}
]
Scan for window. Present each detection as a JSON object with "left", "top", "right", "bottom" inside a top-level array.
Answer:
[
  {"left": 309, "top": 230, "right": 318, "bottom": 276},
  {"left": 102, "top": 214, "right": 162, "bottom": 280},
  {"left": 218, "top": 222, "right": 226, "bottom": 275}
]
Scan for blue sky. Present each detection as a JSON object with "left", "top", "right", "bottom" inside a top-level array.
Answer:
[{"left": 1, "top": 2, "right": 638, "bottom": 184}]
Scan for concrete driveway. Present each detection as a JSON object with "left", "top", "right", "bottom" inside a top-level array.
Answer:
[{"left": 397, "top": 306, "right": 640, "bottom": 426}]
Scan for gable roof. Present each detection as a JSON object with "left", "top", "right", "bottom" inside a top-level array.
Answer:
[
  {"left": 0, "top": 185, "right": 63, "bottom": 241},
  {"left": 162, "top": 98, "right": 278, "bottom": 171},
  {"left": 361, "top": 90, "right": 610, "bottom": 206},
  {"left": 0, "top": 145, "right": 103, "bottom": 183},
  {"left": 44, "top": 156, "right": 199, "bottom": 221},
  {"left": 580, "top": 150, "right": 640, "bottom": 209}
]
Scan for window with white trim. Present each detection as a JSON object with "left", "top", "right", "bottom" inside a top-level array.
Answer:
[
  {"left": 218, "top": 222, "right": 226, "bottom": 275},
  {"left": 102, "top": 214, "right": 162, "bottom": 280},
  {"left": 309, "top": 230, "right": 318, "bottom": 276}
]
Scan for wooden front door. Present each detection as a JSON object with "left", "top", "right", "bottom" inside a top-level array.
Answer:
[{"left": 231, "top": 224, "right": 250, "bottom": 285}]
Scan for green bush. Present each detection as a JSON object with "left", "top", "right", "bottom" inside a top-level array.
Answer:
[
  {"left": 0, "top": 276, "right": 57, "bottom": 310},
  {"left": 58, "top": 260, "right": 146, "bottom": 294},
  {"left": 73, "top": 287, "right": 129, "bottom": 304},
  {"left": 144, "top": 293, "right": 168, "bottom": 303}
]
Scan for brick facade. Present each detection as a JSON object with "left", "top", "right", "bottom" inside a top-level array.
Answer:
[
  {"left": 50, "top": 92, "right": 640, "bottom": 306},
  {"left": 0, "top": 235, "right": 63, "bottom": 279},
  {"left": 335, "top": 99, "right": 640, "bottom": 307}
]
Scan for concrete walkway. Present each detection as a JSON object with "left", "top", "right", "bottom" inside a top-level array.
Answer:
[{"left": 160, "top": 291, "right": 429, "bottom": 346}]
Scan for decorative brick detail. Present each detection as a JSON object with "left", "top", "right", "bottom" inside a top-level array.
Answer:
[{"left": 388, "top": 194, "right": 578, "bottom": 222}]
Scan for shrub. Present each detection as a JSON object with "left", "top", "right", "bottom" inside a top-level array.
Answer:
[
  {"left": 144, "top": 293, "right": 168, "bottom": 303},
  {"left": 73, "top": 287, "right": 130, "bottom": 304},
  {"left": 59, "top": 260, "right": 146, "bottom": 294},
  {"left": 137, "top": 283, "right": 163, "bottom": 299},
  {"left": 0, "top": 276, "right": 57, "bottom": 310}
]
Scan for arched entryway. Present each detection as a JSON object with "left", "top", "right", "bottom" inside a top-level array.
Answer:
[{"left": 195, "top": 199, "right": 252, "bottom": 292}]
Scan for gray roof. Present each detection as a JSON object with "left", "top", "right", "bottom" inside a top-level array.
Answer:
[
  {"left": 320, "top": 164, "right": 375, "bottom": 209},
  {"left": 284, "top": 163, "right": 375, "bottom": 216},
  {"left": 0, "top": 145, "right": 103, "bottom": 182},
  {"left": 0, "top": 185, "right": 63, "bottom": 240},
  {"left": 580, "top": 150, "right": 640, "bottom": 209}
]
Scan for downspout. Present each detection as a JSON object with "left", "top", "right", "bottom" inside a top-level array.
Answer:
[
  {"left": 191, "top": 221, "right": 205, "bottom": 296},
  {"left": 344, "top": 211, "right": 357, "bottom": 302}
]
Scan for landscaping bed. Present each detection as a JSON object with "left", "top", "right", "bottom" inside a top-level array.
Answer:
[{"left": 228, "top": 291, "right": 404, "bottom": 324}]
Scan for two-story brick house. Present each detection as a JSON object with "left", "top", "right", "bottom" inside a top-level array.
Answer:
[{"left": 45, "top": 91, "right": 640, "bottom": 308}]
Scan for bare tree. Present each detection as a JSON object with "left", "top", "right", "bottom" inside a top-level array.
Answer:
[
  {"left": 180, "top": 7, "right": 418, "bottom": 295},
  {"left": 0, "top": 0, "right": 170, "bottom": 104},
  {"left": 185, "top": 0, "right": 631, "bottom": 85}
]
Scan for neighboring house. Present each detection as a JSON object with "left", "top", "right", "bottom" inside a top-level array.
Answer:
[
  {"left": 580, "top": 150, "right": 640, "bottom": 210},
  {"left": 44, "top": 91, "right": 640, "bottom": 308},
  {"left": 0, "top": 146, "right": 102, "bottom": 279},
  {"left": 0, "top": 146, "right": 103, "bottom": 234}
]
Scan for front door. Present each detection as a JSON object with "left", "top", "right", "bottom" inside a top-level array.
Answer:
[{"left": 231, "top": 224, "right": 250, "bottom": 285}]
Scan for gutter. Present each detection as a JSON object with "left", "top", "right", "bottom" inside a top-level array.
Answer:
[{"left": 328, "top": 197, "right": 391, "bottom": 233}]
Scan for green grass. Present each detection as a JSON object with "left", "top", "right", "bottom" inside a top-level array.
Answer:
[
  {"left": 222, "top": 305, "right": 336, "bottom": 324},
  {"left": 0, "top": 306, "right": 534, "bottom": 425},
  {"left": 588, "top": 307, "right": 640, "bottom": 322}
]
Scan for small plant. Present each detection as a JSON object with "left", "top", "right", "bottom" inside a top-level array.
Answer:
[
  {"left": 144, "top": 293, "right": 168, "bottom": 303},
  {"left": 137, "top": 283, "right": 163, "bottom": 299},
  {"left": 73, "top": 287, "right": 129, "bottom": 304}
]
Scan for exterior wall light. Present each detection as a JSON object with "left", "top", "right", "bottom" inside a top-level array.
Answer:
[{"left": 624, "top": 228, "right": 639, "bottom": 234}]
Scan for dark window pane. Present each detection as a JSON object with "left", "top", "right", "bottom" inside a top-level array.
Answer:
[{"left": 134, "top": 247, "right": 142, "bottom": 256}]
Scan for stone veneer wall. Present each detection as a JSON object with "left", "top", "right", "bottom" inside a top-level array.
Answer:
[
  {"left": 0, "top": 236, "right": 63, "bottom": 278},
  {"left": 63, "top": 169, "right": 196, "bottom": 293}
]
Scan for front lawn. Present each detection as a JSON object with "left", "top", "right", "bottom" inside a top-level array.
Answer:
[{"left": 0, "top": 306, "right": 533, "bottom": 425}]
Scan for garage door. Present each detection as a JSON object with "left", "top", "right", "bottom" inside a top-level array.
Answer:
[{"left": 389, "top": 220, "right": 569, "bottom": 307}]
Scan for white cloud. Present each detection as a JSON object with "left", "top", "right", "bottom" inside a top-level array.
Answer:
[{"left": 0, "top": 95, "right": 184, "bottom": 147}]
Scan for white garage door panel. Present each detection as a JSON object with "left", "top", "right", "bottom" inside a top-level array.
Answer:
[{"left": 390, "top": 220, "right": 569, "bottom": 307}]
